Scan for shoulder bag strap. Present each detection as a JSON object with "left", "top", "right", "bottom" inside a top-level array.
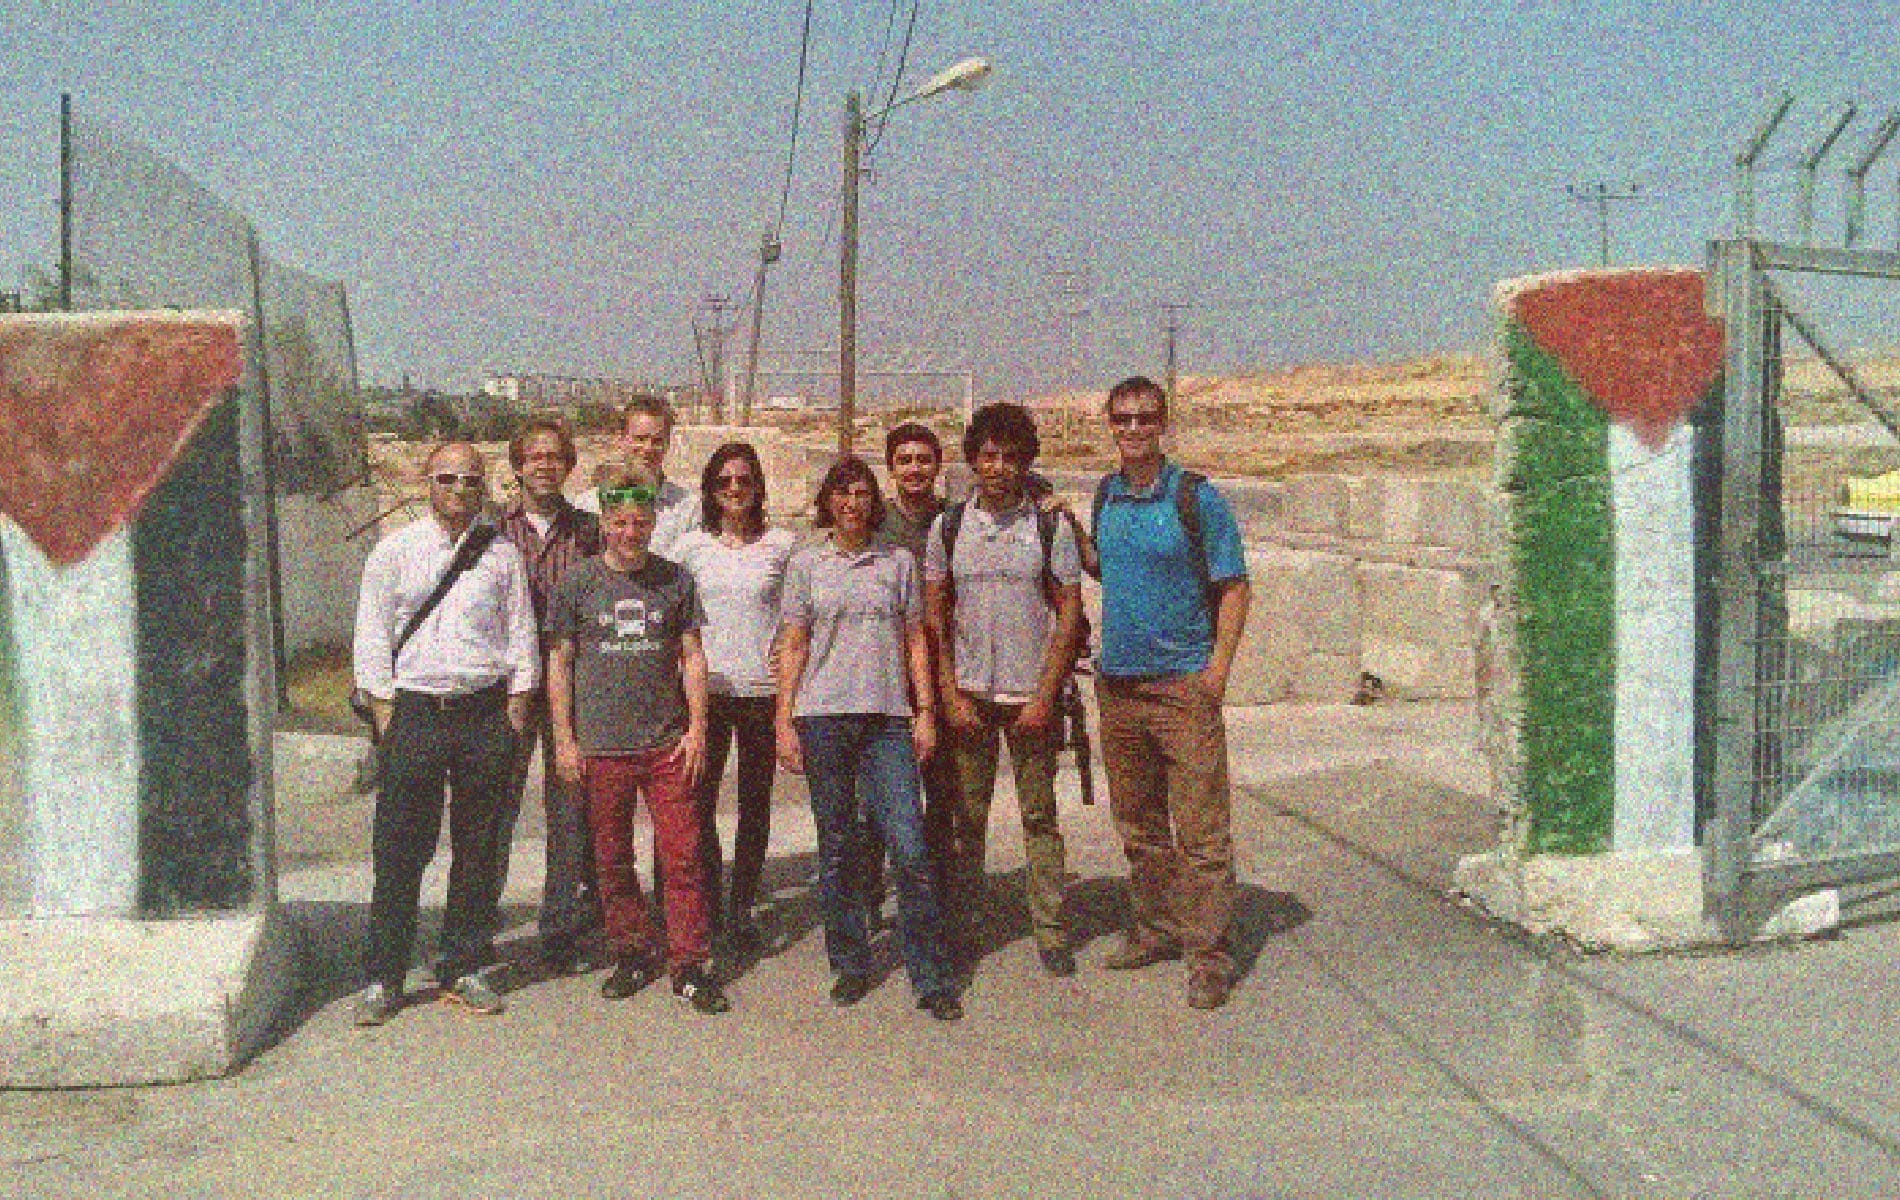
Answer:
[{"left": 392, "top": 522, "right": 497, "bottom": 665}]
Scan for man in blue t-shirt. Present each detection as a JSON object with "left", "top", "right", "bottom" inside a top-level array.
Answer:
[{"left": 1086, "top": 375, "right": 1251, "bottom": 1011}]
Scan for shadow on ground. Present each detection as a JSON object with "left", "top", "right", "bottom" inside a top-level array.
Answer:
[{"left": 955, "top": 870, "right": 1311, "bottom": 983}]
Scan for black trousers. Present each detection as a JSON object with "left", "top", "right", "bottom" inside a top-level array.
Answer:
[
  {"left": 364, "top": 686, "right": 517, "bottom": 988},
  {"left": 692, "top": 693, "right": 779, "bottom": 926},
  {"left": 498, "top": 689, "right": 603, "bottom": 955}
]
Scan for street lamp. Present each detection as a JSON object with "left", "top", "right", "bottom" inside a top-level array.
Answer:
[{"left": 838, "top": 56, "right": 992, "bottom": 454}]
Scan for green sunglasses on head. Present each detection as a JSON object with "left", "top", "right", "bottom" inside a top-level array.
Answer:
[{"left": 598, "top": 483, "right": 659, "bottom": 510}]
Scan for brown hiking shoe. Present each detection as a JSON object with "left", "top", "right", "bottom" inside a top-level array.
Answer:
[{"left": 1187, "top": 971, "right": 1231, "bottom": 1011}]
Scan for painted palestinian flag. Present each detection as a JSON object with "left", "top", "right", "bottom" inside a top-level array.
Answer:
[
  {"left": 1493, "top": 269, "right": 1724, "bottom": 854},
  {"left": 0, "top": 311, "right": 242, "bottom": 565},
  {"left": 0, "top": 310, "right": 254, "bottom": 919}
]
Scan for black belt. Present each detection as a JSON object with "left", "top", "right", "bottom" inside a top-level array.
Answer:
[{"left": 396, "top": 681, "right": 507, "bottom": 712}]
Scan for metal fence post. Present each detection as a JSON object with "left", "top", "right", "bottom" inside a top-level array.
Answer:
[{"left": 1706, "top": 237, "right": 1769, "bottom": 940}]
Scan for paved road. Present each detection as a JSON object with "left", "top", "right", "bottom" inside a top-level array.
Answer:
[{"left": 7, "top": 702, "right": 1900, "bottom": 1198}]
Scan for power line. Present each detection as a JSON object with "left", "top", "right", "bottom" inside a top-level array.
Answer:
[
  {"left": 861, "top": 0, "right": 903, "bottom": 111},
  {"left": 1565, "top": 181, "right": 1644, "bottom": 266},
  {"left": 866, "top": 0, "right": 922, "bottom": 154},
  {"left": 771, "top": 0, "right": 817, "bottom": 237}
]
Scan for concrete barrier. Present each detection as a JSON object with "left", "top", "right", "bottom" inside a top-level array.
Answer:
[
  {"left": 1453, "top": 267, "right": 1837, "bottom": 949},
  {"left": 278, "top": 485, "right": 379, "bottom": 657},
  {"left": 0, "top": 311, "right": 294, "bottom": 1084}
]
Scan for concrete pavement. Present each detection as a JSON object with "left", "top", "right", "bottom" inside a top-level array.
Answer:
[{"left": 6, "top": 701, "right": 1900, "bottom": 1198}]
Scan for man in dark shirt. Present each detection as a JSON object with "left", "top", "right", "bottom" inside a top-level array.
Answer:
[
  {"left": 494, "top": 416, "right": 602, "bottom": 975},
  {"left": 866, "top": 423, "right": 956, "bottom": 923},
  {"left": 877, "top": 422, "right": 946, "bottom": 561}
]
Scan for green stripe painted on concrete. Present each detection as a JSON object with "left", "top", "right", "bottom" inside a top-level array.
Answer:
[{"left": 1503, "top": 323, "right": 1616, "bottom": 854}]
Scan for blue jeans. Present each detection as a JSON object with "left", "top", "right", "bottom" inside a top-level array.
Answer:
[{"left": 797, "top": 715, "right": 953, "bottom": 997}]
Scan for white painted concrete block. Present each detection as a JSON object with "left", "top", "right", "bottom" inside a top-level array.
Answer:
[
  {"left": 1344, "top": 476, "right": 1384, "bottom": 541},
  {"left": 2, "top": 523, "right": 140, "bottom": 917},
  {"left": 1380, "top": 478, "right": 1426, "bottom": 545},
  {"left": 1286, "top": 475, "right": 1349, "bottom": 536},
  {"left": 0, "top": 907, "right": 297, "bottom": 1086},
  {"left": 1453, "top": 847, "right": 1840, "bottom": 950},
  {"left": 1609, "top": 423, "right": 1696, "bottom": 853}
]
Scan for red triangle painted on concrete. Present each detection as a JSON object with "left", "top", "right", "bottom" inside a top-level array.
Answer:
[
  {"left": 1511, "top": 270, "right": 1725, "bottom": 449},
  {"left": 0, "top": 313, "right": 243, "bottom": 565}
]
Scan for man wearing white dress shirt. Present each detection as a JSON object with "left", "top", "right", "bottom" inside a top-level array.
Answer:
[{"left": 350, "top": 442, "right": 540, "bottom": 1025}]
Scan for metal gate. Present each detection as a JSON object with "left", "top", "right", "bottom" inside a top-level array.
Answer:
[{"left": 1705, "top": 99, "right": 1900, "bottom": 936}]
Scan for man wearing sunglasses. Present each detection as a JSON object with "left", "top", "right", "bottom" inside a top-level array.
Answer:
[
  {"left": 1089, "top": 376, "right": 1251, "bottom": 1011},
  {"left": 350, "top": 442, "right": 539, "bottom": 1025}
]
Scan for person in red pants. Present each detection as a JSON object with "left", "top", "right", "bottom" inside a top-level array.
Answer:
[{"left": 547, "top": 463, "right": 728, "bottom": 1014}]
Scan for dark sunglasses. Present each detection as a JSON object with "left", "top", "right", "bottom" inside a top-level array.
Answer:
[
  {"left": 1108, "top": 410, "right": 1164, "bottom": 428},
  {"left": 432, "top": 472, "right": 485, "bottom": 488},
  {"left": 714, "top": 472, "right": 756, "bottom": 489}
]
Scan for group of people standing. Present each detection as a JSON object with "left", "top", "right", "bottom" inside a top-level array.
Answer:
[{"left": 348, "top": 375, "right": 1252, "bottom": 1028}]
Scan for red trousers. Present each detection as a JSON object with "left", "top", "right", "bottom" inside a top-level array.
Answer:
[{"left": 584, "top": 747, "right": 710, "bottom": 972}]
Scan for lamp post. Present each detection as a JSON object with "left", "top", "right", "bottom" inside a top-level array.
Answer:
[{"left": 837, "top": 56, "right": 991, "bottom": 455}]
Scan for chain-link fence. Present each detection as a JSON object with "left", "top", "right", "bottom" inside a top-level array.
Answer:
[{"left": 69, "top": 111, "right": 365, "bottom": 496}]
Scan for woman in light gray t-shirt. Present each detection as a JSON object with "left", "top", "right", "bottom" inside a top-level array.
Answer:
[
  {"left": 775, "top": 455, "right": 960, "bottom": 1019},
  {"left": 672, "top": 442, "right": 797, "bottom": 951}
]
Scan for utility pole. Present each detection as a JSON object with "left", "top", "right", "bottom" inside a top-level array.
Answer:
[
  {"left": 59, "top": 93, "right": 73, "bottom": 311},
  {"left": 1160, "top": 301, "right": 1189, "bottom": 411},
  {"left": 839, "top": 91, "right": 864, "bottom": 455},
  {"left": 1565, "top": 181, "right": 1642, "bottom": 266},
  {"left": 1050, "top": 265, "right": 1090, "bottom": 397},
  {"left": 740, "top": 229, "right": 780, "bottom": 426},
  {"left": 702, "top": 293, "right": 733, "bottom": 422}
]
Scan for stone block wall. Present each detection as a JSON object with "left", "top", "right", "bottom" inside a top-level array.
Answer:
[
  {"left": 1037, "top": 465, "right": 1498, "bottom": 706},
  {"left": 657, "top": 442, "right": 1499, "bottom": 709},
  {"left": 1223, "top": 475, "right": 1498, "bottom": 704}
]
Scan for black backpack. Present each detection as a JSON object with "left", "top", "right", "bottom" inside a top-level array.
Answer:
[
  {"left": 1090, "top": 468, "right": 1213, "bottom": 605},
  {"left": 939, "top": 499, "right": 1093, "bottom": 648},
  {"left": 939, "top": 500, "right": 1067, "bottom": 608}
]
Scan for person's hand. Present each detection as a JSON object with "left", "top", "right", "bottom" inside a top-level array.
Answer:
[
  {"left": 671, "top": 725, "right": 708, "bottom": 786},
  {"left": 1192, "top": 667, "right": 1229, "bottom": 705},
  {"left": 944, "top": 691, "right": 983, "bottom": 736},
  {"left": 1014, "top": 695, "right": 1057, "bottom": 737},
  {"left": 370, "top": 698, "right": 394, "bottom": 738},
  {"left": 554, "top": 738, "right": 584, "bottom": 788},
  {"left": 912, "top": 710, "right": 938, "bottom": 761},
  {"left": 776, "top": 719, "right": 805, "bottom": 775},
  {"left": 505, "top": 693, "right": 532, "bottom": 735}
]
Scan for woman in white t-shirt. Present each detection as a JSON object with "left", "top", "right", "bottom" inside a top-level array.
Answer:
[{"left": 671, "top": 442, "right": 797, "bottom": 956}]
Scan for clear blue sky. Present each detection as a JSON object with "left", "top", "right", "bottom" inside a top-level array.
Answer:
[{"left": 3, "top": 1, "right": 1897, "bottom": 398}]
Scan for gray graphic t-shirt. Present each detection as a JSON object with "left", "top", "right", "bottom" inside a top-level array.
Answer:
[{"left": 549, "top": 555, "right": 705, "bottom": 755}]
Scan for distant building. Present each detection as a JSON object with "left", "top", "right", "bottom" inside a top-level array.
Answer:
[{"left": 480, "top": 373, "right": 655, "bottom": 419}]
